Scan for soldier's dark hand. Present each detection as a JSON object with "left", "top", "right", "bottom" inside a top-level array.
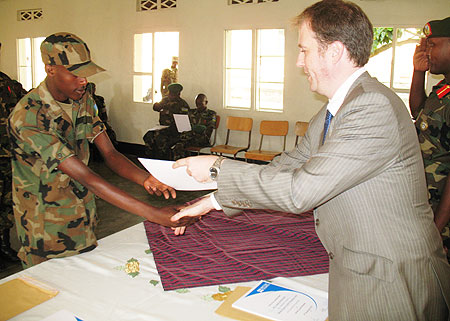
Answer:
[
  {"left": 143, "top": 174, "right": 176, "bottom": 199},
  {"left": 413, "top": 38, "right": 429, "bottom": 72},
  {"left": 151, "top": 205, "right": 199, "bottom": 229}
]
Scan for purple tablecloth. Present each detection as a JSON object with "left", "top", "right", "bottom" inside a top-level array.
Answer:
[{"left": 144, "top": 209, "right": 329, "bottom": 291}]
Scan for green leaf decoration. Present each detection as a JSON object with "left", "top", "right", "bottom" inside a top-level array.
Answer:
[
  {"left": 145, "top": 249, "right": 152, "bottom": 254},
  {"left": 128, "top": 272, "right": 139, "bottom": 278},
  {"left": 176, "top": 288, "right": 190, "bottom": 294},
  {"left": 201, "top": 294, "right": 213, "bottom": 301},
  {"left": 149, "top": 280, "right": 159, "bottom": 286},
  {"left": 219, "top": 285, "right": 231, "bottom": 293}
]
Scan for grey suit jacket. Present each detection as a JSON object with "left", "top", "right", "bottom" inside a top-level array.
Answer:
[{"left": 215, "top": 73, "right": 450, "bottom": 320}]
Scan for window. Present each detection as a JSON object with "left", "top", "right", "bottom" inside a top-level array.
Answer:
[
  {"left": 133, "top": 32, "right": 179, "bottom": 104},
  {"left": 17, "top": 37, "right": 46, "bottom": 91},
  {"left": 225, "top": 28, "right": 285, "bottom": 112},
  {"left": 366, "top": 27, "right": 421, "bottom": 106}
]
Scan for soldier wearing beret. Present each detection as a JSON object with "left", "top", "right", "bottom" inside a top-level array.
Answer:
[
  {"left": 409, "top": 16, "right": 450, "bottom": 262},
  {"left": 7, "top": 33, "right": 193, "bottom": 267},
  {"left": 143, "top": 83, "right": 190, "bottom": 160}
]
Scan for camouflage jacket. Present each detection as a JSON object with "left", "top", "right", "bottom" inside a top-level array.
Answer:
[
  {"left": 7, "top": 80, "right": 105, "bottom": 265},
  {"left": 185, "top": 108, "right": 217, "bottom": 143},
  {"left": 415, "top": 79, "right": 450, "bottom": 209},
  {"left": 157, "top": 96, "right": 190, "bottom": 128}
]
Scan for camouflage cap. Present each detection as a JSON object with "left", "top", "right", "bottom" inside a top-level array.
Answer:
[
  {"left": 40, "top": 32, "right": 105, "bottom": 77},
  {"left": 423, "top": 17, "right": 450, "bottom": 38},
  {"left": 168, "top": 83, "right": 183, "bottom": 94}
]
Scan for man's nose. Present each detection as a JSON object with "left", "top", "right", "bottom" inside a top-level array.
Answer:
[
  {"left": 296, "top": 53, "right": 304, "bottom": 68},
  {"left": 79, "top": 77, "right": 88, "bottom": 86}
]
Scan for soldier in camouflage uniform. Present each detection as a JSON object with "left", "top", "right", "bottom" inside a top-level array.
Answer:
[
  {"left": 160, "top": 56, "right": 178, "bottom": 98},
  {"left": 143, "top": 83, "right": 190, "bottom": 160},
  {"left": 172, "top": 93, "right": 217, "bottom": 160},
  {"left": 409, "top": 17, "right": 450, "bottom": 262},
  {"left": 7, "top": 33, "right": 191, "bottom": 268},
  {"left": 0, "top": 71, "right": 27, "bottom": 267}
]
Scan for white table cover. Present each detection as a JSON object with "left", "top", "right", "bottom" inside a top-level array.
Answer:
[{"left": 1, "top": 223, "right": 328, "bottom": 321}]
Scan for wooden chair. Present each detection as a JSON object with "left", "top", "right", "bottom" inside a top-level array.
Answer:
[
  {"left": 210, "top": 116, "right": 253, "bottom": 159},
  {"left": 245, "top": 120, "right": 289, "bottom": 162},
  {"left": 186, "top": 115, "right": 221, "bottom": 155},
  {"left": 294, "top": 121, "right": 309, "bottom": 146}
]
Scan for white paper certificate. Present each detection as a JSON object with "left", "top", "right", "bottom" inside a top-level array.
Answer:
[
  {"left": 138, "top": 158, "right": 217, "bottom": 191},
  {"left": 232, "top": 281, "right": 328, "bottom": 321},
  {"left": 173, "top": 114, "right": 192, "bottom": 132}
]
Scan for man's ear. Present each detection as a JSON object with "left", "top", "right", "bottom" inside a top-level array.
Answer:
[
  {"left": 45, "top": 64, "right": 56, "bottom": 77},
  {"left": 329, "top": 41, "right": 345, "bottom": 64}
]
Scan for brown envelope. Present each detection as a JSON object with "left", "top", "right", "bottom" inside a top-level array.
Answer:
[{"left": 0, "top": 276, "right": 58, "bottom": 321}]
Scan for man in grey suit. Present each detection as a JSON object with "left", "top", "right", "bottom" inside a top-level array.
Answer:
[{"left": 171, "top": 0, "right": 450, "bottom": 319}]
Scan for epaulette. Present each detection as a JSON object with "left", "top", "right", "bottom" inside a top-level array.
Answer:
[
  {"left": 434, "top": 80, "right": 450, "bottom": 99},
  {"left": 437, "top": 84, "right": 450, "bottom": 99}
]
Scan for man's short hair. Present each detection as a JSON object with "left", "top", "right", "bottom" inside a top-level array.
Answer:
[{"left": 293, "top": 0, "right": 373, "bottom": 67}]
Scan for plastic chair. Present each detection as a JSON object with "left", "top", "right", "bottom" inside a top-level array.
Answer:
[
  {"left": 186, "top": 115, "right": 221, "bottom": 155},
  {"left": 294, "top": 121, "right": 309, "bottom": 146},
  {"left": 210, "top": 116, "right": 253, "bottom": 159},
  {"left": 245, "top": 120, "right": 289, "bottom": 162}
]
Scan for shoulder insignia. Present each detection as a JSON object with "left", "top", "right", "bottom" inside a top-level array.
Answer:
[{"left": 436, "top": 84, "right": 450, "bottom": 99}]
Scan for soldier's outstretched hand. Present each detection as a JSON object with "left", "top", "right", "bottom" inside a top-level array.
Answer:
[{"left": 144, "top": 174, "right": 176, "bottom": 199}]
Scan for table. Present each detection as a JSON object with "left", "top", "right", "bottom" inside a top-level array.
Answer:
[{"left": 1, "top": 223, "right": 328, "bottom": 321}]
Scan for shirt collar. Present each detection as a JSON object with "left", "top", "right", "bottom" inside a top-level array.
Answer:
[{"left": 327, "top": 67, "right": 366, "bottom": 116}]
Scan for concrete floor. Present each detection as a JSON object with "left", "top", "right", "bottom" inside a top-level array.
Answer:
[{"left": 0, "top": 155, "right": 209, "bottom": 279}]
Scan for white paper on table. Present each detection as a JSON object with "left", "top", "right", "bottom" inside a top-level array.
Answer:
[
  {"left": 173, "top": 114, "right": 192, "bottom": 132},
  {"left": 138, "top": 158, "right": 217, "bottom": 191},
  {"left": 40, "top": 309, "right": 84, "bottom": 321},
  {"left": 147, "top": 124, "right": 169, "bottom": 131},
  {"left": 232, "top": 281, "right": 328, "bottom": 321}
]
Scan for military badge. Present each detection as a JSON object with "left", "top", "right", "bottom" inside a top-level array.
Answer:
[
  {"left": 420, "top": 120, "right": 428, "bottom": 131},
  {"left": 423, "top": 23, "right": 432, "bottom": 37}
]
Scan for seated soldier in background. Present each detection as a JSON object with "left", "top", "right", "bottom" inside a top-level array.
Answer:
[
  {"left": 172, "top": 93, "right": 217, "bottom": 160},
  {"left": 143, "top": 83, "right": 190, "bottom": 160}
]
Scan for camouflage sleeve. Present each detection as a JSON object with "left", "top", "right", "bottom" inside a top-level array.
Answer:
[
  {"left": 85, "top": 88, "right": 106, "bottom": 143},
  {"left": 443, "top": 98, "right": 450, "bottom": 125},
  {"left": 8, "top": 115, "right": 75, "bottom": 173},
  {"left": 204, "top": 110, "right": 217, "bottom": 139}
]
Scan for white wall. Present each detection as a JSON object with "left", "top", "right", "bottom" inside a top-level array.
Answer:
[{"left": 0, "top": 0, "right": 448, "bottom": 152}]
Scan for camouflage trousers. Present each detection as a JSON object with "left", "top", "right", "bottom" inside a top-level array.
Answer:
[
  {"left": 143, "top": 127, "right": 180, "bottom": 160},
  {"left": 172, "top": 133, "right": 210, "bottom": 160},
  {"left": 0, "top": 158, "right": 13, "bottom": 232}
]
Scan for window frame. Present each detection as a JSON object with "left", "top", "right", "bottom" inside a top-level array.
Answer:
[
  {"left": 224, "top": 28, "right": 285, "bottom": 113},
  {"left": 17, "top": 36, "right": 46, "bottom": 91},
  {"left": 133, "top": 31, "right": 179, "bottom": 104},
  {"left": 368, "top": 26, "right": 422, "bottom": 104}
]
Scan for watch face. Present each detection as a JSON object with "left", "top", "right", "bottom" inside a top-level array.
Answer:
[{"left": 209, "top": 167, "right": 218, "bottom": 180}]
